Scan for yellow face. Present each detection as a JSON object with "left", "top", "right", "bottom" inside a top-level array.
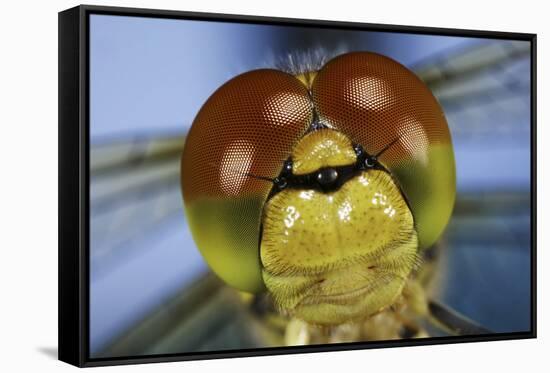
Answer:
[{"left": 260, "top": 129, "right": 419, "bottom": 325}]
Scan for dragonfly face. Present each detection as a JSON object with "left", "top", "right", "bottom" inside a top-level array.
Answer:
[{"left": 181, "top": 51, "right": 455, "bottom": 326}]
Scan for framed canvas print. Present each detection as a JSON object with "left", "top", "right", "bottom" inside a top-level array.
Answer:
[{"left": 58, "top": 4, "right": 537, "bottom": 367}]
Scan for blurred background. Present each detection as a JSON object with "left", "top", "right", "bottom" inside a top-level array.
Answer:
[{"left": 88, "top": 14, "right": 531, "bottom": 357}]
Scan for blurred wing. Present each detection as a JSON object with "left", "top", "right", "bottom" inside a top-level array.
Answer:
[
  {"left": 413, "top": 40, "right": 531, "bottom": 334},
  {"left": 428, "top": 300, "right": 493, "bottom": 336}
]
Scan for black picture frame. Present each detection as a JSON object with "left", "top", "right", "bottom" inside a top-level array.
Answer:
[{"left": 58, "top": 4, "right": 537, "bottom": 368}]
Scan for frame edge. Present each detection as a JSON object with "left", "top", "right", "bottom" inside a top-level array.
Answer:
[{"left": 58, "top": 5, "right": 86, "bottom": 367}]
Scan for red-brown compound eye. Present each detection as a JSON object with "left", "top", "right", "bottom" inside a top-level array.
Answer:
[
  {"left": 312, "top": 52, "right": 456, "bottom": 250},
  {"left": 181, "top": 69, "right": 313, "bottom": 292},
  {"left": 183, "top": 69, "right": 313, "bottom": 201}
]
